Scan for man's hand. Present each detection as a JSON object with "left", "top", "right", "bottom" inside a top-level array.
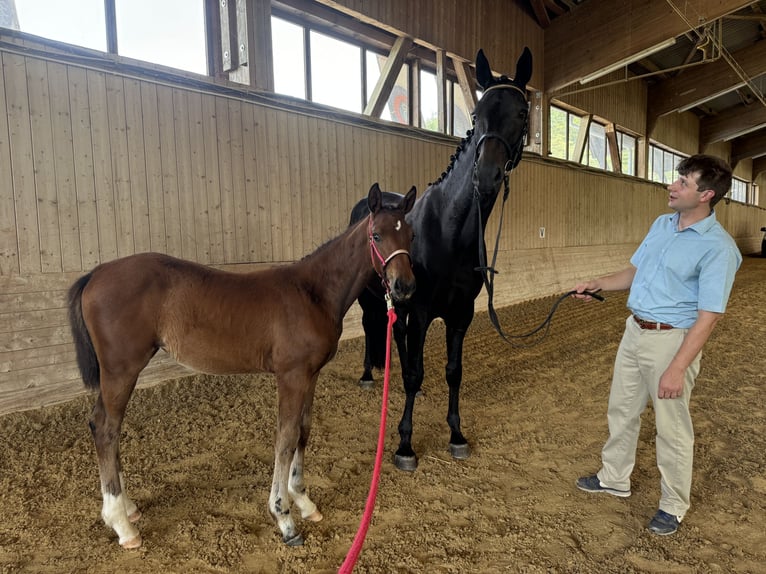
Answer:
[{"left": 658, "top": 367, "right": 685, "bottom": 399}]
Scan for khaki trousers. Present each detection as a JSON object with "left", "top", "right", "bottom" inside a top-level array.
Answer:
[{"left": 597, "top": 315, "right": 701, "bottom": 519}]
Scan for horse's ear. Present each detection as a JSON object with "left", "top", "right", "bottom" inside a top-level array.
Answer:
[
  {"left": 513, "top": 47, "right": 533, "bottom": 89},
  {"left": 475, "top": 49, "right": 493, "bottom": 90},
  {"left": 367, "top": 182, "right": 383, "bottom": 213},
  {"left": 401, "top": 186, "right": 417, "bottom": 214}
]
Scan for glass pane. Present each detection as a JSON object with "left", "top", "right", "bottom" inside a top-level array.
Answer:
[
  {"left": 310, "top": 30, "right": 362, "bottom": 113},
  {"left": 587, "top": 123, "right": 606, "bottom": 169},
  {"left": 452, "top": 81, "right": 471, "bottom": 136},
  {"left": 13, "top": 0, "right": 106, "bottom": 51},
  {"left": 650, "top": 147, "right": 663, "bottom": 183},
  {"left": 567, "top": 114, "right": 581, "bottom": 161},
  {"left": 549, "top": 106, "right": 567, "bottom": 159},
  {"left": 419, "top": 69, "right": 438, "bottom": 131},
  {"left": 663, "top": 152, "right": 675, "bottom": 184},
  {"left": 116, "top": 0, "right": 205, "bottom": 74},
  {"left": 365, "top": 51, "right": 409, "bottom": 125},
  {"left": 272, "top": 17, "right": 306, "bottom": 99},
  {"left": 621, "top": 133, "right": 636, "bottom": 176}
]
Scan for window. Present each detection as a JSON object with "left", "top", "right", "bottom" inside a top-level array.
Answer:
[
  {"left": 366, "top": 51, "right": 409, "bottom": 125},
  {"left": 730, "top": 178, "right": 748, "bottom": 203},
  {"left": 10, "top": 0, "right": 206, "bottom": 74},
  {"left": 549, "top": 104, "right": 636, "bottom": 175},
  {"left": 310, "top": 30, "right": 363, "bottom": 113},
  {"left": 272, "top": 17, "right": 306, "bottom": 99},
  {"left": 648, "top": 144, "right": 687, "bottom": 184}
]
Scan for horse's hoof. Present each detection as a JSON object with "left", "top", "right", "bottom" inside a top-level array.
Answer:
[
  {"left": 393, "top": 453, "right": 418, "bottom": 472},
  {"left": 449, "top": 443, "right": 470, "bottom": 460},
  {"left": 128, "top": 510, "right": 142, "bottom": 523},
  {"left": 358, "top": 378, "right": 375, "bottom": 389},
  {"left": 304, "top": 510, "right": 323, "bottom": 522},
  {"left": 121, "top": 535, "right": 142, "bottom": 549},
  {"left": 284, "top": 533, "right": 304, "bottom": 546}
]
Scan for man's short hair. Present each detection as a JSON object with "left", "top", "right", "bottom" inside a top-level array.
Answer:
[{"left": 677, "top": 154, "right": 732, "bottom": 209}]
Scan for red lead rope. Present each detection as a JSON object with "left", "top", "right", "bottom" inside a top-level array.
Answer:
[{"left": 338, "top": 297, "right": 397, "bottom": 573}]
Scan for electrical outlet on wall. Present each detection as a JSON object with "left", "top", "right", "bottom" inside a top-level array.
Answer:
[{"left": 539, "top": 227, "right": 545, "bottom": 239}]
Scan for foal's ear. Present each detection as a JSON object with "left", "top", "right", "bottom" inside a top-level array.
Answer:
[
  {"left": 475, "top": 49, "right": 493, "bottom": 90},
  {"left": 401, "top": 186, "right": 417, "bottom": 214},
  {"left": 513, "top": 47, "right": 533, "bottom": 89},
  {"left": 367, "top": 182, "right": 383, "bottom": 213}
]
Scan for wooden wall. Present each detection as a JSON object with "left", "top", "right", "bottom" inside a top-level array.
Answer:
[{"left": 2, "top": 17, "right": 764, "bottom": 415}]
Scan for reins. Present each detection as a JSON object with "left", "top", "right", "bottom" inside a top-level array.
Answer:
[{"left": 471, "top": 93, "right": 603, "bottom": 347}]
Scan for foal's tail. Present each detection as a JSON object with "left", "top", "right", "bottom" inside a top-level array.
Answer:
[{"left": 67, "top": 274, "right": 100, "bottom": 389}]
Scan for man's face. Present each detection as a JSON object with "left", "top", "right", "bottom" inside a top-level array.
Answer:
[{"left": 667, "top": 171, "right": 711, "bottom": 212}]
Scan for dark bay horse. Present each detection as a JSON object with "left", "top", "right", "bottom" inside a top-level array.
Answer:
[
  {"left": 349, "top": 48, "right": 532, "bottom": 471},
  {"left": 68, "top": 183, "right": 416, "bottom": 548}
]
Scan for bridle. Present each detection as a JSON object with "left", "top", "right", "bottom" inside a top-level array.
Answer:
[
  {"left": 368, "top": 214, "right": 412, "bottom": 295},
  {"left": 471, "top": 82, "right": 530, "bottom": 342}
]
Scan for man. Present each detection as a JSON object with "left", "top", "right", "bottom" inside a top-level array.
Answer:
[{"left": 573, "top": 154, "right": 742, "bottom": 535}]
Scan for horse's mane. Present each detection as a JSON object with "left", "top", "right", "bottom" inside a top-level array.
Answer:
[{"left": 426, "top": 76, "right": 516, "bottom": 188}]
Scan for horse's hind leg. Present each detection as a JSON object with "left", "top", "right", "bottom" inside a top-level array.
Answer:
[
  {"left": 90, "top": 376, "right": 141, "bottom": 548},
  {"left": 445, "top": 324, "right": 470, "bottom": 460},
  {"left": 288, "top": 375, "right": 322, "bottom": 523}
]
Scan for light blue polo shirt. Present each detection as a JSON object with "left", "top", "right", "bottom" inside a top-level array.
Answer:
[{"left": 627, "top": 211, "right": 742, "bottom": 328}]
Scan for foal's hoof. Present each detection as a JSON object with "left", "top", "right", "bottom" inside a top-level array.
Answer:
[
  {"left": 283, "top": 533, "right": 304, "bottom": 546},
  {"left": 128, "top": 510, "right": 142, "bottom": 523},
  {"left": 358, "top": 378, "right": 375, "bottom": 389},
  {"left": 449, "top": 443, "right": 471, "bottom": 460},
  {"left": 121, "top": 535, "right": 142, "bottom": 549},
  {"left": 393, "top": 453, "right": 418, "bottom": 472},
  {"left": 304, "top": 510, "right": 323, "bottom": 522}
]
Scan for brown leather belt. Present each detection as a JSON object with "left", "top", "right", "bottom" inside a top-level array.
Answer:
[{"left": 633, "top": 315, "right": 674, "bottom": 330}]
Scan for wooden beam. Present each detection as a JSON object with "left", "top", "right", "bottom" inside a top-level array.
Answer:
[
  {"left": 453, "top": 57, "right": 478, "bottom": 111},
  {"left": 529, "top": 0, "right": 551, "bottom": 29},
  {"left": 544, "top": 0, "right": 754, "bottom": 93},
  {"left": 573, "top": 114, "right": 593, "bottom": 164},
  {"left": 731, "top": 129, "right": 766, "bottom": 164},
  {"left": 364, "top": 36, "right": 413, "bottom": 118},
  {"left": 701, "top": 103, "right": 766, "bottom": 144},
  {"left": 648, "top": 40, "right": 766, "bottom": 120},
  {"left": 605, "top": 123, "right": 622, "bottom": 174},
  {"left": 436, "top": 48, "right": 447, "bottom": 133}
]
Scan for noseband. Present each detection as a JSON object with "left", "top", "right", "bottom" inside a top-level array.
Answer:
[{"left": 368, "top": 215, "right": 411, "bottom": 293}]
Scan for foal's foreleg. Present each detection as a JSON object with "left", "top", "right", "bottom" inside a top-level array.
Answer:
[
  {"left": 270, "top": 372, "right": 315, "bottom": 546},
  {"left": 90, "top": 391, "right": 141, "bottom": 548},
  {"left": 288, "top": 379, "right": 322, "bottom": 523}
]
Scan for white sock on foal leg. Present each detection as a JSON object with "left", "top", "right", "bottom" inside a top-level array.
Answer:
[{"left": 101, "top": 491, "right": 141, "bottom": 548}]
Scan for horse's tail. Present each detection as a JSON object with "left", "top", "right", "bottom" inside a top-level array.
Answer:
[
  {"left": 359, "top": 288, "right": 389, "bottom": 370},
  {"left": 67, "top": 274, "right": 100, "bottom": 390}
]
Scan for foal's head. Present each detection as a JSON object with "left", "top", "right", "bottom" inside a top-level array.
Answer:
[
  {"left": 366, "top": 183, "right": 417, "bottom": 302},
  {"left": 472, "top": 47, "right": 532, "bottom": 194}
]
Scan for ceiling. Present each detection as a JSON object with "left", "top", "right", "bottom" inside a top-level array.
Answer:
[{"left": 530, "top": 0, "right": 766, "bottom": 174}]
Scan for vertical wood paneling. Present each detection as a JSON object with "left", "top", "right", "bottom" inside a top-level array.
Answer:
[
  {"left": 5, "top": 53, "right": 40, "bottom": 274},
  {"left": 123, "top": 79, "right": 150, "bottom": 254},
  {"left": 226, "top": 99, "right": 250, "bottom": 261},
  {"left": 216, "top": 97, "right": 236, "bottom": 263},
  {"left": 46, "top": 62, "right": 81, "bottom": 272},
  {"left": 286, "top": 114, "right": 304, "bottom": 256},
  {"left": 273, "top": 111, "right": 293, "bottom": 260},
  {"left": 105, "top": 74, "right": 134, "bottom": 257},
  {"left": 187, "top": 92, "right": 211, "bottom": 263},
  {"left": 0, "top": 53, "right": 20, "bottom": 275},
  {"left": 156, "top": 85, "right": 182, "bottom": 258},
  {"left": 26, "top": 58, "right": 61, "bottom": 273},
  {"left": 140, "top": 82, "right": 166, "bottom": 254},
  {"left": 202, "top": 96, "right": 224, "bottom": 263}
]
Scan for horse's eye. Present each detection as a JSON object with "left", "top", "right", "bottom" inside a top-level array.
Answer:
[{"left": 372, "top": 233, "right": 381, "bottom": 242}]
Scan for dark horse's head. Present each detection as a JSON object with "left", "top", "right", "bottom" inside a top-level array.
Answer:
[{"left": 472, "top": 47, "right": 532, "bottom": 195}]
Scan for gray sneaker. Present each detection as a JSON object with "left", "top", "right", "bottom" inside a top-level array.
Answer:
[{"left": 575, "top": 474, "right": 631, "bottom": 498}]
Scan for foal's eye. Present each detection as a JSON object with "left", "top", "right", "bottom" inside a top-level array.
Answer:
[{"left": 372, "top": 233, "right": 381, "bottom": 242}]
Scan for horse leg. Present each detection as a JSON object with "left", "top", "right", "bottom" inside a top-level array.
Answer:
[
  {"left": 89, "top": 378, "right": 141, "bottom": 548},
  {"left": 445, "top": 325, "right": 470, "bottom": 460},
  {"left": 270, "top": 371, "right": 311, "bottom": 545},
  {"left": 393, "top": 315, "right": 427, "bottom": 472},
  {"left": 287, "top": 374, "right": 322, "bottom": 523},
  {"left": 358, "top": 289, "right": 387, "bottom": 388}
]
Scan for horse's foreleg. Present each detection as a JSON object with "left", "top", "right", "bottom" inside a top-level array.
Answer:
[
  {"left": 288, "top": 376, "right": 322, "bottom": 523},
  {"left": 394, "top": 320, "right": 425, "bottom": 471},
  {"left": 90, "top": 391, "right": 141, "bottom": 549},
  {"left": 445, "top": 325, "right": 469, "bottom": 460}
]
